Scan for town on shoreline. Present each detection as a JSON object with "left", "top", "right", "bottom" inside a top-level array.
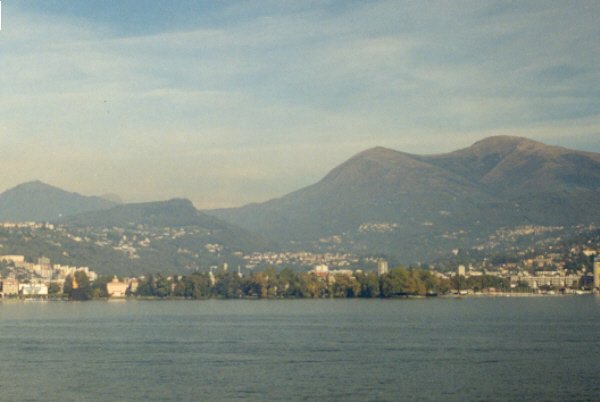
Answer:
[{"left": 1, "top": 253, "right": 599, "bottom": 301}]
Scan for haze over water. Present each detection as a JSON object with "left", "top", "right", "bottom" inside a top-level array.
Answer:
[{"left": 1, "top": 297, "right": 599, "bottom": 401}]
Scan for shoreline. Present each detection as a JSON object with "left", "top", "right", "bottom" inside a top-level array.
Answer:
[{"left": 1, "top": 292, "right": 597, "bottom": 302}]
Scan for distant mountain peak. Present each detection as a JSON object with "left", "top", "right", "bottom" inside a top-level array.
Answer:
[
  {"left": 359, "top": 146, "right": 397, "bottom": 155},
  {"left": 154, "top": 198, "right": 198, "bottom": 213},
  {"left": 165, "top": 198, "right": 195, "bottom": 207},
  {"left": 13, "top": 180, "right": 59, "bottom": 190},
  {"left": 64, "top": 197, "right": 237, "bottom": 231},
  {"left": 0, "top": 181, "right": 117, "bottom": 222},
  {"left": 99, "top": 193, "right": 123, "bottom": 204},
  {"left": 349, "top": 146, "right": 420, "bottom": 164},
  {"left": 466, "top": 135, "right": 548, "bottom": 155},
  {"left": 472, "top": 135, "right": 536, "bottom": 146},
  {"left": 208, "top": 135, "right": 600, "bottom": 262}
]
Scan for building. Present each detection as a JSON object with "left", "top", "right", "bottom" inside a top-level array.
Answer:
[
  {"left": 594, "top": 257, "right": 600, "bottom": 291},
  {"left": 127, "top": 278, "right": 139, "bottom": 293},
  {"left": 0, "top": 255, "right": 25, "bottom": 265},
  {"left": 1, "top": 278, "right": 19, "bottom": 297},
  {"left": 457, "top": 265, "right": 466, "bottom": 277},
  {"left": 19, "top": 283, "right": 49, "bottom": 297},
  {"left": 106, "top": 277, "right": 128, "bottom": 298},
  {"left": 510, "top": 273, "right": 580, "bottom": 289},
  {"left": 377, "top": 260, "right": 389, "bottom": 275},
  {"left": 311, "top": 264, "right": 329, "bottom": 279},
  {"left": 329, "top": 269, "right": 354, "bottom": 277}
]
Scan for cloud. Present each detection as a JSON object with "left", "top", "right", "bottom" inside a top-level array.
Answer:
[{"left": 0, "top": 1, "right": 599, "bottom": 207}]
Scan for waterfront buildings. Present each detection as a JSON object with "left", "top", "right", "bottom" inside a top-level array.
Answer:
[
  {"left": 0, "top": 278, "right": 19, "bottom": 297},
  {"left": 19, "top": 283, "right": 49, "bottom": 297},
  {"left": 510, "top": 272, "right": 581, "bottom": 289},
  {"left": 106, "top": 277, "right": 128, "bottom": 298},
  {"left": 0, "top": 254, "right": 98, "bottom": 299}
]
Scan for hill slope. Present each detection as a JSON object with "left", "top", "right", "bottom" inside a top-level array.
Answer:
[
  {"left": 208, "top": 136, "right": 600, "bottom": 261},
  {"left": 54, "top": 198, "right": 271, "bottom": 275},
  {"left": 0, "top": 192, "right": 271, "bottom": 276},
  {"left": 0, "top": 181, "right": 116, "bottom": 221}
]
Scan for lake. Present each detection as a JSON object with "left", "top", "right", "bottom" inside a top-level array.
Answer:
[{"left": 1, "top": 297, "right": 599, "bottom": 401}]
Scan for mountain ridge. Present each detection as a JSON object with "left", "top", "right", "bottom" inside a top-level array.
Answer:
[
  {"left": 62, "top": 197, "right": 272, "bottom": 254},
  {"left": 207, "top": 135, "right": 600, "bottom": 261},
  {"left": 3, "top": 136, "right": 600, "bottom": 263},
  {"left": 0, "top": 180, "right": 117, "bottom": 221}
]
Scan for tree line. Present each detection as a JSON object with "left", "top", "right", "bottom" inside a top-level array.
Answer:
[{"left": 63, "top": 267, "right": 471, "bottom": 300}]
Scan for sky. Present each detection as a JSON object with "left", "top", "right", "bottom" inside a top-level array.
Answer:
[{"left": 1, "top": 0, "right": 599, "bottom": 208}]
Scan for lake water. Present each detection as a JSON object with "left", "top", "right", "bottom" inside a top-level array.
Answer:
[{"left": 1, "top": 297, "right": 599, "bottom": 401}]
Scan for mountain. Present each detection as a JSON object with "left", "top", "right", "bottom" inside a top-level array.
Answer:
[
  {"left": 0, "top": 181, "right": 117, "bottom": 221},
  {"left": 0, "top": 197, "right": 270, "bottom": 276},
  {"left": 63, "top": 198, "right": 271, "bottom": 251},
  {"left": 54, "top": 198, "right": 271, "bottom": 275},
  {"left": 64, "top": 198, "right": 208, "bottom": 227},
  {"left": 207, "top": 136, "right": 600, "bottom": 262},
  {"left": 417, "top": 136, "right": 600, "bottom": 224},
  {"left": 59, "top": 198, "right": 258, "bottom": 237},
  {"left": 0, "top": 182, "right": 272, "bottom": 275},
  {"left": 99, "top": 193, "right": 124, "bottom": 204}
]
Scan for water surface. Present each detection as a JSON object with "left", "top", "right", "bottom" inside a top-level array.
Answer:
[{"left": 1, "top": 297, "right": 599, "bottom": 401}]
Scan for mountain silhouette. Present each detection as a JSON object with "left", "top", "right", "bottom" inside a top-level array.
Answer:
[
  {"left": 0, "top": 181, "right": 116, "bottom": 221},
  {"left": 208, "top": 136, "right": 600, "bottom": 261}
]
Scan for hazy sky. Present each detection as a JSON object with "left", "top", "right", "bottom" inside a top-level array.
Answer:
[{"left": 1, "top": 1, "right": 599, "bottom": 208}]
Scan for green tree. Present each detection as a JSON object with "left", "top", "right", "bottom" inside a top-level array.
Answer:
[
  {"left": 48, "top": 282, "right": 62, "bottom": 295},
  {"left": 451, "top": 275, "right": 466, "bottom": 293},
  {"left": 380, "top": 268, "right": 409, "bottom": 297},
  {"left": 215, "top": 272, "right": 242, "bottom": 298},
  {"left": 279, "top": 268, "right": 302, "bottom": 297},
  {"left": 64, "top": 271, "right": 91, "bottom": 300},
  {"left": 89, "top": 275, "right": 111, "bottom": 299},
  {"left": 184, "top": 273, "right": 213, "bottom": 299},
  {"left": 152, "top": 274, "right": 171, "bottom": 298},
  {"left": 298, "top": 273, "right": 326, "bottom": 298},
  {"left": 356, "top": 272, "right": 380, "bottom": 298}
]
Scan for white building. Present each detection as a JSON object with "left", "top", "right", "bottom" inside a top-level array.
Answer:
[
  {"left": 106, "top": 277, "right": 128, "bottom": 298},
  {"left": 511, "top": 274, "right": 580, "bottom": 289},
  {"left": 311, "top": 264, "right": 329, "bottom": 279},
  {"left": 377, "top": 260, "right": 389, "bottom": 275},
  {"left": 19, "top": 283, "right": 49, "bottom": 296}
]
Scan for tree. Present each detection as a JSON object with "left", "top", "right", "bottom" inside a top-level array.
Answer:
[
  {"left": 298, "top": 273, "right": 326, "bottom": 298},
  {"left": 152, "top": 274, "right": 171, "bottom": 298},
  {"left": 248, "top": 271, "right": 269, "bottom": 298},
  {"left": 89, "top": 275, "right": 111, "bottom": 298},
  {"left": 135, "top": 274, "right": 172, "bottom": 298},
  {"left": 48, "top": 282, "right": 62, "bottom": 295},
  {"left": 279, "top": 268, "right": 302, "bottom": 297},
  {"left": 215, "top": 272, "right": 242, "bottom": 298},
  {"left": 356, "top": 272, "right": 380, "bottom": 298},
  {"left": 380, "top": 268, "right": 409, "bottom": 297},
  {"left": 405, "top": 268, "right": 427, "bottom": 295},
  {"left": 64, "top": 271, "right": 91, "bottom": 300},
  {"left": 451, "top": 274, "right": 466, "bottom": 293},
  {"left": 185, "top": 273, "right": 213, "bottom": 299}
]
